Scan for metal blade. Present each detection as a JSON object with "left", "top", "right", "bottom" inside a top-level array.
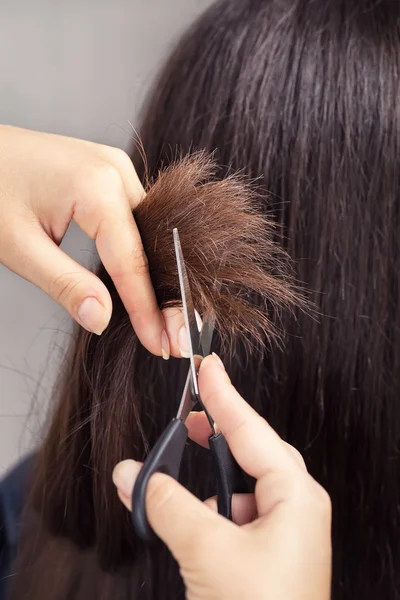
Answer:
[
  {"left": 176, "top": 369, "right": 194, "bottom": 421},
  {"left": 199, "top": 281, "right": 221, "bottom": 356},
  {"left": 173, "top": 228, "right": 202, "bottom": 396},
  {"left": 199, "top": 316, "right": 216, "bottom": 357}
]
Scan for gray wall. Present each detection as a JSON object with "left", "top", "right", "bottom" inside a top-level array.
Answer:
[{"left": 0, "top": 0, "right": 213, "bottom": 474}]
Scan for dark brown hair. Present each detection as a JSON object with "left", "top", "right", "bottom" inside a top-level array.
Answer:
[{"left": 10, "top": 0, "right": 400, "bottom": 599}]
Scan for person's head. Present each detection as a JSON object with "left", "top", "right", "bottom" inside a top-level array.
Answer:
[{"left": 11, "top": 1, "right": 400, "bottom": 599}]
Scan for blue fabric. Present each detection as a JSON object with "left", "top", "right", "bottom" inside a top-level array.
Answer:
[{"left": 0, "top": 455, "right": 34, "bottom": 600}]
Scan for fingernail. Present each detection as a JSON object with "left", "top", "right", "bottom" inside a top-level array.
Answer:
[
  {"left": 178, "top": 325, "right": 190, "bottom": 358},
  {"left": 161, "top": 330, "right": 170, "bottom": 360},
  {"left": 112, "top": 460, "right": 141, "bottom": 498},
  {"left": 212, "top": 352, "right": 225, "bottom": 371},
  {"left": 77, "top": 297, "right": 110, "bottom": 335}
]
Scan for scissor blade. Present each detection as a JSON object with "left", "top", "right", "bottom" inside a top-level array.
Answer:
[
  {"left": 173, "top": 228, "right": 202, "bottom": 396},
  {"left": 199, "top": 280, "right": 221, "bottom": 356},
  {"left": 199, "top": 316, "right": 216, "bottom": 357},
  {"left": 176, "top": 369, "right": 195, "bottom": 421}
]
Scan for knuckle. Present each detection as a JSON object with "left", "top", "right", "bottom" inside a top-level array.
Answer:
[
  {"left": 92, "top": 161, "right": 124, "bottom": 190},
  {"left": 76, "top": 162, "right": 125, "bottom": 206},
  {"left": 311, "top": 482, "right": 332, "bottom": 515},
  {"left": 284, "top": 442, "right": 307, "bottom": 470},
  {"left": 48, "top": 272, "right": 81, "bottom": 307},
  {"left": 72, "top": 162, "right": 129, "bottom": 239},
  {"left": 130, "top": 244, "right": 149, "bottom": 276},
  {"left": 146, "top": 474, "right": 174, "bottom": 513},
  {"left": 293, "top": 476, "right": 332, "bottom": 519},
  {"left": 111, "top": 147, "right": 134, "bottom": 171},
  {"left": 112, "top": 246, "right": 149, "bottom": 285}
]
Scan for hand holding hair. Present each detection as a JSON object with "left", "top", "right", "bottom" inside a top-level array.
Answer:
[
  {"left": 0, "top": 126, "right": 298, "bottom": 359},
  {"left": 113, "top": 354, "right": 332, "bottom": 600},
  {"left": 0, "top": 124, "right": 182, "bottom": 357}
]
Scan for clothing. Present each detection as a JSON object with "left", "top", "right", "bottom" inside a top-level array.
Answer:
[{"left": 0, "top": 456, "right": 33, "bottom": 600}]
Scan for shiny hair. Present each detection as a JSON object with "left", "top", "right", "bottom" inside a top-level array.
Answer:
[{"left": 10, "top": 1, "right": 400, "bottom": 599}]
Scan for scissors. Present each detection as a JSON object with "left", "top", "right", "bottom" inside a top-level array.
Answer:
[{"left": 131, "top": 227, "right": 249, "bottom": 541}]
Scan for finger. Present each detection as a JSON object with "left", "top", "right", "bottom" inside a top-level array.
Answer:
[
  {"left": 103, "top": 147, "right": 146, "bottom": 209},
  {"left": 194, "top": 360, "right": 307, "bottom": 471},
  {"left": 187, "top": 405, "right": 308, "bottom": 470},
  {"left": 283, "top": 441, "right": 308, "bottom": 471},
  {"left": 198, "top": 354, "right": 303, "bottom": 480},
  {"left": 113, "top": 459, "right": 142, "bottom": 510},
  {"left": 72, "top": 176, "right": 169, "bottom": 357},
  {"left": 74, "top": 139, "right": 146, "bottom": 208},
  {"left": 186, "top": 411, "right": 212, "bottom": 448},
  {"left": 204, "top": 494, "right": 257, "bottom": 525},
  {"left": 113, "top": 459, "right": 234, "bottom": 563},
  {"left": 162, "top": 306, "right": 187, "bottom": 358},
  {"left": 3, "top": 216, "right": 112, "bottom": 334},
  {"left": 96, "top": 212, "right": 167, "bottom": 357}
]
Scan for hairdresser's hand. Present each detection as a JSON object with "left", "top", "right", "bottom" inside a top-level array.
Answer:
[
  {"left": 113, "top": 354, "right": 332, "bottom": 600},
  {"left": 0, "top": 124, "right": 184, "bottom": 357}
]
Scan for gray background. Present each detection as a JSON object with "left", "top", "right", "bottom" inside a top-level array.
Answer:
[{"left": 0, "top": 0, "right": 213, "bottom": 474}]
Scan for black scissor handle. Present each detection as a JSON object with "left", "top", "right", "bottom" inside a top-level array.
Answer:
[
  {"left": 209, "top": 432, "right": 249, "bottom": 520},
  {"left": 131, "top": 418, "right": 188, "bottom": 541}
]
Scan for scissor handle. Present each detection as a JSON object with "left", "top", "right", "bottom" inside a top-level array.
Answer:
[
  {"left": 209, "top": 432, "right": 249, "bottom": 519},
  {"left": 131, "top": 418, "right": 188, "bottom": 541}
]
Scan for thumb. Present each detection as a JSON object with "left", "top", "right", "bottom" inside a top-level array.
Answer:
[{"left": 113, "top": 459, "right": 231, "bottom": 562}]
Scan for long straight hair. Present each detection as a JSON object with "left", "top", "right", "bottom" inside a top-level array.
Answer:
[{"left": 10, "top": 1, "right": 400, "bottom": 599}]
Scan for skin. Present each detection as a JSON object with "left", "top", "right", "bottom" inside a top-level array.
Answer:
[
  {"left": 113, "top": 354, "right": 332, "bottom": 600},
  {"left": 0, "top": 125, "right": 332, "bottom": 599},
  {"left": 0, "top": 124, "right": 187, "bottom": 358}
]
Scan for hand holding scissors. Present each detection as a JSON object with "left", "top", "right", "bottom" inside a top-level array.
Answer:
[
  {"left": 113, "top": 354, "right": 332, "bottom": 600},
  {"left": 131, "top": 228, "right": 248, "bottom": 541}
]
